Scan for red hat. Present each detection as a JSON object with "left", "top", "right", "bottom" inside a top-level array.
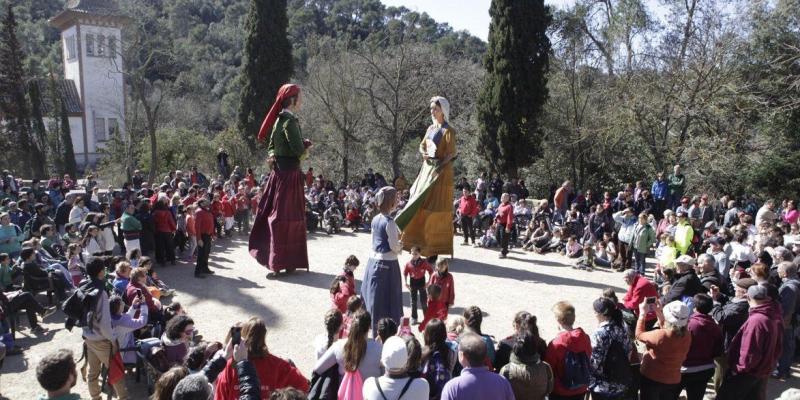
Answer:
[{"left": 257, "top": 84, "right": 301, "bottom": 142}]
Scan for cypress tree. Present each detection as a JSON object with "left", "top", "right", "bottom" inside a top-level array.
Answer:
[
  {"left": 237, "top": 0, "right": 294, "bottom": 150},
  {"left": 28, "top": 81, "right": 49, "bottom": 173},
  {"left": 47, "top": 72, "right": 64, "bottom": 172},
  {"left": 59, "top": 98, "right": 77, "bottom": 177},
  {"left": 477, "top": 0, "right": 552, "bottom": 178},
  {"left": 0, "top": 5, "right": 42, "bottom": 177}
]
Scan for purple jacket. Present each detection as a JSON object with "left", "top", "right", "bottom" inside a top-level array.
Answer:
[
  {"left": 726, "top": 301, "right": 783, "bottom": 378},
  {"left": 683, "top": 313, "right": 723, "bottom": 367},
  {"left": 441, "top": 367, "right": 515, "bottom": 400}
]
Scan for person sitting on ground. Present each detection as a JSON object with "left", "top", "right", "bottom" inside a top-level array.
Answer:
[
  {"left": 35, "top": 349, "right": 79, "bottom": 400},
  {"left": 494, "top": 311, "right": 548, "bottom": 373},
  {"left": 476, "top": 223, "right": 498, "bottom": 248},
  {"left": 543, "top": 301, "right": 592, "bottom": 400},
  {"left": 362, "top": 336, "right": 429, "bottom": 400},
  {"left": 535, "top": 227, "right": 564, "bottom": 254},
  {"left": 635, "top": 300, "right": 692, "bottom": 399},
  {"left": 523, "top": 220, "right": 551, "bottom": 252},
  {"left": 215, "top": 317, "right": 308, "bottom": 399},
  {"left": 574, "top": 242, "right": 595, "bottom": 271},
  {"left": 440, "top": 333, "right": 515, "bottom": 400}
]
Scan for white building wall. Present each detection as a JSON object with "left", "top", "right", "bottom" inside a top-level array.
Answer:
[
  {"left": 79, "top": 24, "right": 125, "bottom": 156},
  {"left": 61, "top": 25, "right": 81, "bottom": 97}
]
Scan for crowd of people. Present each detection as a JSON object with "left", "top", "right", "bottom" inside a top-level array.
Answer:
[{"left": 2, "top": 160, "right": 800, "bottom": 400}]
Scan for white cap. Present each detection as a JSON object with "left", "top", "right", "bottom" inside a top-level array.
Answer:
[
  {"left": 662, "top": 301, "right": 690, "bottom": 328},
  {"left": 380, "top": 336, "right": 408, "bottom": 372}
]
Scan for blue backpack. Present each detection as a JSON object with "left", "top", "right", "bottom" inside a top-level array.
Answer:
[
  {"left": 423, "top": 351, "right": 451, "bottom": 400},
  {"left": 561, "top": 350, "right": 591, "bottom": 390}
]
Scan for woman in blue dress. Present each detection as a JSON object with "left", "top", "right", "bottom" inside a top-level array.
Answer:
[{"left": 361, "top": 186, "right": 403, "bottom": 334}]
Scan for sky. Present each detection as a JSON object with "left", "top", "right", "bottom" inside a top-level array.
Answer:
[{"left": 379, "top": 0, "right": 668, "bottom": 42}]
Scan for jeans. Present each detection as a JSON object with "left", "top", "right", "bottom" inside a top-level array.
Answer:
[
  {"left": 777, "top": 325, "right": 796, "bottom": 376},
  {"left": 460, "top": 215, "right": 475, "bottom": 243},
  {"left": 409, "top": 278, "right": 427, "bottom": 321},
  {"left": 86, "top": 339, "right": 128, "bottom": 400},
  {"left": 496, "top": 224, "right": 510, "bottom": 256},
  {"left": 679, "top": 368, "right": 714, "bottom": 400},
  {"left": 617, "top": 242, "right": 632, "bottom": 269},
  {"left": 195, "top": 234, "right": 212, "bottom": 274},
  {"left": 717, "top": 373, "right": 767, "bottom": 400},
  {"left": 595, "top": 256, "right": 612, "bottom": 268},
  {"left": 634, "top": 250, "right": 648, "bottom": 274},
  {"left": 639, "top": 375, "right": 679, "bottom": 400}
]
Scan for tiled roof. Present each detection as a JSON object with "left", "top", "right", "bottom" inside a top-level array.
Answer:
[{"left": 30, "top": 78, "right": 83, "bottom": 115}]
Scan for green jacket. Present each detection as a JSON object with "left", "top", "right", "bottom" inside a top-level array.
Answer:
[
  {"left": 0, "top": 224, "right": 24, "bottom": 256},
  {"left": 120, "top": 211, "right": 142, "bottom": 232},
  {"left": 268, "top": 111, "right": 305, "bottom": 158},
  {"left": 668, "top": 173, "right": 685, "bottom": 196},
  {"left": 631, "top": 223, "right": 656, "bottom": 254}
]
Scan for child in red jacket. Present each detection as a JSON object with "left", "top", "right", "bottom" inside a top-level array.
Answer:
[
  {"left": 404, "top": 246, "right": 433, "bottom": 325},
  {"left": 221, "top": 195, "right": 235, "bottom": 236},
  {"left": 330, "top": 255, "right": 359, "bottom": 313},
  {"left": 428, "top": 258, "right": 455, "bottom": 312},
  {"left": 419, "top": 284, "right": 447, "bottom": 332},
  {"left": 543, "top": 301, "right": 592, "bottom": 399}
]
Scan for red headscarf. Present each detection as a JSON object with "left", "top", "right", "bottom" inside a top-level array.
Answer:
[{"left": 257, "top": 83, "right": 301, "bottom": 142}]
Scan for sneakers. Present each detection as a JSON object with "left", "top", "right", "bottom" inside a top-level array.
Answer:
[{"left": 41, "top": 306, "right": 57, "bottom": 319}]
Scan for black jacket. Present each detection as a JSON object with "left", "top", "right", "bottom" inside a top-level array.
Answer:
[
  {"left": 711, "top": 297, "right": 749, "bottom": 349},
  {"left": 664, "top": 270, "right": 707, "bottom": 304},
  {"left": 235, "top": 360, "right": 261, "bottom": 400}
]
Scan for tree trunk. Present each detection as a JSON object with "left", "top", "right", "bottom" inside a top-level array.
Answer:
[{"left": 341, "top": 132, "right": 349, "bottom": 184}]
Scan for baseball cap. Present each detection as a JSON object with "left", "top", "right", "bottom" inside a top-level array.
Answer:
[
  {"left": 662, "top": 301, "right": 690, "bottom": 328},
  {"left": 380, "top": 336, "right": 408, "bottom": 372},
  {"left": 675, "top": 255, "right": 694, "bottom": 266}
]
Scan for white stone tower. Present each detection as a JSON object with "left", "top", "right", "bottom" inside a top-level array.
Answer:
[{"left": 49, "top": 0, "right": 128, "bottom": 167}]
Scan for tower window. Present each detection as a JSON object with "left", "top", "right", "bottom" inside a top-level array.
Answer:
[
  {"left": 94, "top": 118, "right": 106, "bottom": 142},
  {"left": 86, "top": 34, "right": 95, "bottom": 56},
  {"left": 97, "top": 35, "right": 106, "bottom": 56},
  {"left": 108, "top": 118, "right": 119, "bottom": 138},
  {"left": 65, "top": 35, "right": 77, "bottom": 61}
]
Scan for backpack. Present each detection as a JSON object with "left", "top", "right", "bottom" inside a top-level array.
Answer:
[
  {"left": 373, "top": 376, "right": 415, "bottom": 400},
  {"left": 61, "top": 279, "right": 101, "bottom": 331},
  {"left": 561, "top": 349, "right": 591, "bottom": 390},
  {"left": 423, "top": 350, "right": 452, "bottom": 400},
  {"left": 602, "top": 337, "right": 633, "bottom": 387},
  {"left": 308, "top": 364, "right": 339, "bottom": 400}
]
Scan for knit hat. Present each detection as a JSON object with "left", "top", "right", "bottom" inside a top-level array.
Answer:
[
  {"left": 172, "top": 374, "right": 212, "bottom": 400},
  {"left": 735, "top": 278, "right": 757, "bottom": 290},
  {"left": 747, "top": 284, "right": 768, "bottom": 301},
  {"left": 380, "top": 336, "right": 408, "bottom": 373},
  {"left": 662, "top": 301, "right": 690, "bottom": 328}
]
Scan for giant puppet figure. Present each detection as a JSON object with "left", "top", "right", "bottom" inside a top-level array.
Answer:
[
  {"left": 395, "top": 96, "right": 456, "bottom": 257},
  {"left": 249, "top": 84, "right": 311, "bottom": 277}
]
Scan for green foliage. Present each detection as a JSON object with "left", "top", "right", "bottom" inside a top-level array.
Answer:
[
  {"left": 59, "top": 98, "right": 76, "bottom": 177},
  {"left": 27, "top": 80, "right": 48, "bottom": 172},
  {"left": 237, "top": 0, "right": 293, "bottom": 150},
  {"left": 137, "top": 128, "right": 216, "bottom": 177},
  {"left": 477, "top": 0, "right": 552, "bottom": 178},
  {"left": 0, "top": 4, "right": 42, "bottom": 177}
]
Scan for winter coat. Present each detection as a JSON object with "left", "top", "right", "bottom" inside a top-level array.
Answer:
[
  {"left": 726, "top": 301, "right": 784, "bottom": 378},
  {"left": 499, "top": 352, "right": 554, "bottom": 400},
  {"left": 663, "top": 270, "right": 707, "bottom": 305},
  {"left": 543, "top": 328, "right": 592, "bottom": 397}
]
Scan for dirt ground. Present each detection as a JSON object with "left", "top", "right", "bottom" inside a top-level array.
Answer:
[{"left": 1, "top": 231, "right": 797, "bottom": 399}]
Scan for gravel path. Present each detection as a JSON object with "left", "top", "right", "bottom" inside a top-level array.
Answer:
[{"left": 1, "top": 231, "right": 796, "bottom": 399}]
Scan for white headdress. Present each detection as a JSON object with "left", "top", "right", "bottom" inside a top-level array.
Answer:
[{"left": 431, "top": 96, "right": 450, "bottom": 124}]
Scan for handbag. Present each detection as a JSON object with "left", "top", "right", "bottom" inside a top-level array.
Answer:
[{"left": 108, "top": 349, "right": 125, "bottom": 385}]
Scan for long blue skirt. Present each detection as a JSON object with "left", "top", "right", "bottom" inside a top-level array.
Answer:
[{"left": 360, "top": 257, "right": 403, "bottom": 334}]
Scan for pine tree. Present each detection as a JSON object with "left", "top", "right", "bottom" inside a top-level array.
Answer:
[
  {"left": 60, "top": 98, "right": 77, "bottom": 177},
  {"left": 477, "top": 0, "right": 552, "bottom": 178},
  {"left": 237, "top": 0, "right": 294, "bottom": 150},
  {"left": 47, "top": 72, "right": 64, "bottom": 173},
  {"left": 0, "top": 5, "right": 43, "bottom": 177}
]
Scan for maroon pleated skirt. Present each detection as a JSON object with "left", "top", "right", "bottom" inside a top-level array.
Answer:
[{"left": 248, "top": 165, "right": 309, "bottom": 272}]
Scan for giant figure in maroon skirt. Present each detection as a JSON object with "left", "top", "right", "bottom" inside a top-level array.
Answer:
[{"left": 249, "top": 84, "right": 310, "bottom": 276}]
